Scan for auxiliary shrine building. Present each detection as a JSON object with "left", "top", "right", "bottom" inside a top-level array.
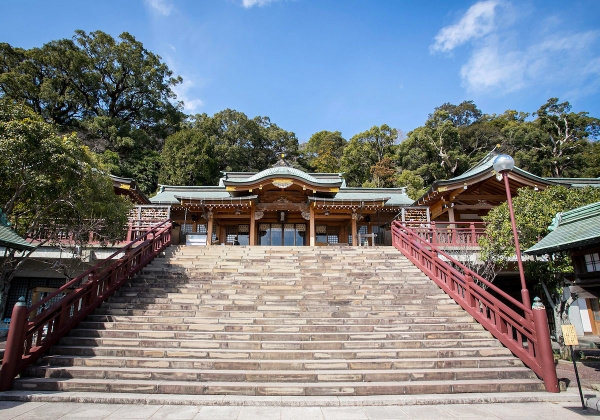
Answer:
[{"left": 149, "top": 158, "right": 420, "bottom": 247}]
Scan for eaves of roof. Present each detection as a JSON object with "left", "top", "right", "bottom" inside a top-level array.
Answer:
[{"left": 526, "top": 201, "right": 600, "bottom": 255}]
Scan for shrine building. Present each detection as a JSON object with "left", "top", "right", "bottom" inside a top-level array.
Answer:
[{"left": 149, "top": 157, "right": 423, "bottom": 246}]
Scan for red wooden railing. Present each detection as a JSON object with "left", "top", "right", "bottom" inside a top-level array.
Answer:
[
  {"left": 391, "top": 221, "right": 559, "bottom": 393},
  {"left": 0, "top": 220, "right": 172, "bottom": 391},
  {"left": 400, "top": 221, "right": 487, "bottom": 247}
]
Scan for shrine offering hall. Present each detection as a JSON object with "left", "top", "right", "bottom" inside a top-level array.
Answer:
[{"left": 149, "top": 160, "right": 422, "bottom": 247}]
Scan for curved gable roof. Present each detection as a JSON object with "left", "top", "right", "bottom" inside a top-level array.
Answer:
[{"left": 223, "top": 166, "right": 342, "bottom": 187}]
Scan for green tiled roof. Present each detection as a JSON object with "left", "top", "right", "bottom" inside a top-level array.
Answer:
[
  {"left": 0, "top": 225, "right": 35, "bottom": 251},
  {"left": 151, "top": 186, "right": 230, "bottom": 204},
  {"left": 525, "top": 201, "right": 600, "bottom": 255},
  {"left": 224, "top": 166, "right": 342, "bottom": 185}
]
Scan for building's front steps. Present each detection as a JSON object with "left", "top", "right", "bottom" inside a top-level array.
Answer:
[{"left": 13, "top": 246, "right": 545, "bottom": 396}]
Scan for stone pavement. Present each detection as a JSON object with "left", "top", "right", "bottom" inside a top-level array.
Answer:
[{"left": 1, "top": 400, "right": 600, "bottom": 419}]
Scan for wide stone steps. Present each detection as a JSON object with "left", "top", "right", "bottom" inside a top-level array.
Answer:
[
  {"left": 46, "top": 345, "right": 514, "bottom": 359},
  {"left": 56, "top": 337, "right": 502, "bottom": 350},
  {"left": 35, "top": 355, "right": 527, "bottom": 370},
  {"left": 12, "top": 378, "right": 544, "bottom": 395},
  {"left": 15, "top": 245, "right": 545, "bottom": 396},
  {"left": 25, "top": 366, "right": 536, "bottom": 382},
  {"left": 67, "top": 329, "right": 492, "bottom": 340}
]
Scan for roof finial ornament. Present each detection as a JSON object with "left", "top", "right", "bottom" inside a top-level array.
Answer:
[{"left": 274, "top": 151, "right": 291, "bottom": 167}]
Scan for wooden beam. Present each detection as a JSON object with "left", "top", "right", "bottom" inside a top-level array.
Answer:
[
  {"left": 454, "top": 204, "right": 495, "bottom": 210},
  {"left": 453, "top": 194, "right": 507, "bottom": 201}
]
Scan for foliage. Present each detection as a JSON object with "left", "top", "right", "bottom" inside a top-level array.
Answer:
[
  {"left": 479, "top": 185, "right": 600, "bottom": 341},
  {"left": 0, "top": 99, "right": 131, "bottom": 315},
  {"left": 340, "top": 124, "right": 398, "bottom": 187},
  {"left": 303, "top": 130, "right": 346, "bottom": 173},
  {"left": 480, "top": 186, "right": 600, "bottom": 265},
  {"left": 159, "top": 129, "right": 219, "bottom": 186},
  {"left": 396, "top": 169, "right": 426, "bottom": 200},
  {"left": 0, "top": 30, "right": 184, "bottom": 194}
]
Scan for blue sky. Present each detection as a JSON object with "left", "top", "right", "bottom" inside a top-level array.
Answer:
[{"left": 1, "top": 0, "right": 599, "bottom": 142}]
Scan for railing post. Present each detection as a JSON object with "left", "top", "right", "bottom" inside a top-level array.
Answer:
[
  {"left": 532, "top": 298, "right": 559, "bottom": 393},
  {"left": 464, "top": 275, "right": 476, "bottom": 308},
  {"left": 0, "top": 297, "right": 28, "bottom": 391},
  {"left": 430, "top": 222, "right": 437, "bottom": 245},
  {"left": 470, "top": 223, "right": 477, "bottom": 245}
]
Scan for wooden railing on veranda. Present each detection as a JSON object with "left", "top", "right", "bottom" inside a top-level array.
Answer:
[
  {"left": 399, "top": 221, "right": 487, "bottom": 247},
  {"left": 391, "top": 221, "right": 559, "bottom": 393},
  {"left": 0, "top": 220, "right": 172, "bottom": 391}
]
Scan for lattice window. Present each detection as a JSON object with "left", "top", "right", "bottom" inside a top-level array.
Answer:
[
  {"left": 296, "top": 224, "right": 306, "bottom": 232},
  {"left": 181, "top": 224, "right": 194, "bottom": 234},
  {"left": 226, "top": 226, "right": 238, "bottom": 243},
  {"left": 586, "top": 253, "right": 600, "bottom": 272},
  {"left": 238, "top": 225, "right": 250, "bottom": 233},
  {"left": 316, "top": 225, "right": 327, "bottom": 234}
]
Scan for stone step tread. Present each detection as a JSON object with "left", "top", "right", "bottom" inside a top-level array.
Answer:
[
  {"left": 38, "top": 355, "right": 526, "bottom": 368},
  {"left": 12, "top": 377, "right": 545, "bottom": 395},
  {"left": 69, "top": 329, "right": 492, "bottom": 339},
  {"left": 27, "top": 366, "right": 535, "bottom": 381},
  {"left": 49, "top": 345, "right": 514, "bottom": 359}
]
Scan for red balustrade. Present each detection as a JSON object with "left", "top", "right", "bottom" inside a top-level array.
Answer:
[
  {"left": 400, "top": 221, "right": 487, "bottom": 247},
  {"left": 0, "top": 220, "right": 172, "bottom": 391},
  {"left": 391, "top": 221, "right": 559, "bottom": 393}
]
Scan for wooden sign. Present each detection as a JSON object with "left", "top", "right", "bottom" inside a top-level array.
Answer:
[{"left": 562, "top": 325, "right": 579, "bottom": 346}]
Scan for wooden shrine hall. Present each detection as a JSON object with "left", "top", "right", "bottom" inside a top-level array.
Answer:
[{"left": 150, "top": 157, "right": 417, "bottom": 246}]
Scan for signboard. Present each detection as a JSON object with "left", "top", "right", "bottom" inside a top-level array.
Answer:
[{"left": 561, "top": 324, "right": 579, "bottom": 346}]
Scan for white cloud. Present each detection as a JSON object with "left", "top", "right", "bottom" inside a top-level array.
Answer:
[
  {"left": 242, "top": 0, "right": 281, "bottom": 8},
  {"left": 459, "top": 44, "right": 526, "bottom": 92},
  {"left": 145, "top": 0, "right": 174, "bottom": 16},
  {"left": 431, "top": 0, "right": 500, "bottom": 53},
  {"left": 432, "top": 2, "right": 600, "bottom": 96},
  {"left": 459, "top": 30, "right": 600, "bottom": 93},
  {"left": 173, "top": 79, "right": 204, "bottom": 113}
]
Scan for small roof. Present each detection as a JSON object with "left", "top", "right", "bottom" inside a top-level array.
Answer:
[
  {"left": 331, "top": 188, "right": 414, "bottom": 206},
  {"left": 0, "top": 225, "right": 35, "bottom": 251},
  {"left": 424, "top": 151, "right": 558, "bottom": 192},
  {"left": 547, "top": 178, "right": 600, "bottom": 188},
  {"left": 526, "top": 201, "right": 600, "bottom": 255},
  {"left": 110, "top": 175, "right": 151, "bottom": 205},
  {"left": 151, "top": 186, "right": 230, "bottom": 204}
]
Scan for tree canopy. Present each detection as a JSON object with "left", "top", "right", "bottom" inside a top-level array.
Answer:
[
  {"left": 0, "top": 30, "right": 184, "bottom": 194},
  {"left": 0, "top": 98, "right": 131, "bottom": 315}
]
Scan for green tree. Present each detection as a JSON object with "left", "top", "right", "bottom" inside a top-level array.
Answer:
[
  {"left": 341, "top": 124, "right": 398, "bottom": 187},
  {"left": 186, "top": 109, "right": 299, "bottom": 174},
  {"left": 0, "top": 30, "right": 185, "bottom": 194},
  {"left": 479, "top": 185, "right": 600, "bottom": 342},
  {"left": 303, "top": 130, "right": 346, "bottom": 172},
  {"left": 0, "top": 99, "right": 131, "bottom": 316},
  {"left": 533, "top": 98, "right": 600, "bottom": 178},
  {"left": 159, "top": 129, "right": 219, "bottom": 186},
  {"left": 396, "top": 169, "right": 426, "bottom": 200}
]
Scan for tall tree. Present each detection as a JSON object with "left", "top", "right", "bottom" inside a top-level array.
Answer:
[
  {"left": 340, "top": 124, "right": 398, "bottom": 187},
  {"left": 0, "top": 30, "right": 185, "bottom": 194},
  {"left": 303, "top": 130, "right": 346, "bottom": 172},
  {"left": 0, "top": 99, "right": 131, "bottom": 316},
  {"left": 159, "top": 129, "right": 219, "bottom": 186},
  {"left": 533, "top": 98, "right": 600, "bottom": 178}
]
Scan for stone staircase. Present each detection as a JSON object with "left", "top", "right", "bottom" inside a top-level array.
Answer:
[{"left": 14, "top": 246, "right": 545, "bottom": 396}]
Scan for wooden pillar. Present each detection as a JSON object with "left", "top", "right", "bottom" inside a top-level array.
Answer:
[
  {"left": 351, "top": 212, "right": 358, "bottom": 247},
  {"left": 250, "top": 207, "right": 256, "bottom": 246},
  {"left": 448, "top": 207, "right": 456, "bottom": 245},
  {"left": 206, "top": 210, "right": 213, "bottom": 246},
  {"left": 309, "top": 205, "right": 315, "bottom": 246},
  {"left": 448, "top": 207, "right": 456, "bottom": 228}
]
